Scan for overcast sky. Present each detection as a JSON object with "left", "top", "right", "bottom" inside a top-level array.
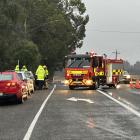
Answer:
[{"left": 76, "top": 0, "right": 140, "bottom": 64}]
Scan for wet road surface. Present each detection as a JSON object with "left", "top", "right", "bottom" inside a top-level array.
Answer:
[{"left": 0, "top": 72, "right": 140, "bottom": 140}]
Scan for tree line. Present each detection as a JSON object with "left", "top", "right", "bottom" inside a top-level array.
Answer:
[
  {"left": 124, "top": 61, "right": 140, "bottom": 75},
  {"left": 0, "top": 0, "right": 89, "bottom": 75}
]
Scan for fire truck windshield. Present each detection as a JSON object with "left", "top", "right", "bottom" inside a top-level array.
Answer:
[{"left": 67, "top": 59, "right": 90, "bottom": 68}]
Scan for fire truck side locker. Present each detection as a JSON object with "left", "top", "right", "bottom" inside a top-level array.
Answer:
[
  {"left": 106, "top": 63, "right": 113, "bottom": 84},
  {"left": 106, "top": 59, "right": 123, "bottom": 88}
]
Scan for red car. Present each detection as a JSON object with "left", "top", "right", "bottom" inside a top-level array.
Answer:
[{"left": 0, "top": 71, "right": 28, "bottom": 104}]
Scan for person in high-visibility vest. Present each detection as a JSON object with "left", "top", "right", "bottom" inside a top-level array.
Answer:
[
  {"left": 21, "top": 65, "right": 28, "bottom": 72},
  {"left": 43, "top": 65, "right": 49, "bottom": 79},
  {"left": 15, "top": 65, "right": 20, "bottom": 72},
  {"left": 43, "top": 65, "right": 49, "bottom": 89},
  {"left": 35, "top": 65, "right": 45, "bottom": 90}
]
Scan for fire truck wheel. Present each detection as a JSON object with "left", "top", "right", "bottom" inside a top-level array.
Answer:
[
  {"left": 94, "top": 81, "right": 99, "bottom": 89},
  {"left": 69, "top": 86, "right": 75, "bottom": 90},
  {"left": 108, "top": 84, "right": 117, "bottom": 89},
  {"left": 90, "top": 81, "right": 99, "bottom": 90},
  {"left": 113, "top": 83, "right": 117, "bottom": 89}
]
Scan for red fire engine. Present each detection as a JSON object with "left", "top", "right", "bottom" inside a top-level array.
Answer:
[{"left": 64, "top": 52, "right": 123, "bottom": 90}]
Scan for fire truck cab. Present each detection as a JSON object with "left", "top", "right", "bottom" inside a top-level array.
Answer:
[{"left": 64, "top": 52, "right": 123, "bottom": 90}]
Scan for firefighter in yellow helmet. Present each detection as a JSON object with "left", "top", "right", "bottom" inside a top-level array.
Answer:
[
  {"left": 21, "top": 65, "right": 28, "bottom": 72},
  {"left": 15, "top": 65, "right": 20, "bottom": 72},
  {"left": 35, "top": 65, "right": 45, "bottom": 90}
]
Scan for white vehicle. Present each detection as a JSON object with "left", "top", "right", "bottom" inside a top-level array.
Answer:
[
  {"left": 17, "top": 71, "right": 35, "bottom": 95},
  {"left": 121, "top": 71, "right": 131, "bottom": 83}
]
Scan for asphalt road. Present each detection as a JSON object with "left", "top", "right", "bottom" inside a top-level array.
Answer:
[{"left": 0, "top": 72, "right": 140, "bottom": 140}]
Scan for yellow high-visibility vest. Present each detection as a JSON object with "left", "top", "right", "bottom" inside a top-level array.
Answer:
[
  {"left": 15, "top": 65, "right": 19, "bottom": 72},
  {"left": 35, "top": 65, "right": 45, "bottom": 80},
  {"left": 21, "top": 65, "right": 28, "bottom": 72}
]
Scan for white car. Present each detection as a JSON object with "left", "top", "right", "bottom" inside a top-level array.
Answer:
[
  {"left": 121, "top": 71, "right": 131, "bottom": 83},
  {"left": 17, "top": 71, "right": 35, "bottom": 95}
]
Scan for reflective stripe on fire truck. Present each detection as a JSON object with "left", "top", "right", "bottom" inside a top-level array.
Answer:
[
  {"left": 99, "top": 71, "right": 104, "bottom": 76},
  {"left": 95, "top": 72, "right": 98, "bottom": 76},
  {"left": 67, "top": 70, "right": 88, "bottom": 75},
  {"left": 94, "top": 68, "right": 98, "bottom": 76},
  {"left": 112, "top": 69, "right": 123, "bottom": 75},
  {"left": 94, "top": 68, "right": 104, "bottom": 76}
]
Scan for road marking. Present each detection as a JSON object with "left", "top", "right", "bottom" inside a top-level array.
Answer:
[
  {"left": 67, "top": 97, "right": 94, "bottom": 104},
  {"left": 23, "top": 85, "right": 56, "bottom": 140},
  {"left": 127, "top": 89, "right": 140, "bottom": 95},
  {"left": 97, "top": 90, "right": 140, "bottom": 117}
]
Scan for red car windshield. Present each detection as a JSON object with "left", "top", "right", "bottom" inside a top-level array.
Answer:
[{"left": 0, "top": 74, "right": 13, "bottom": 81}]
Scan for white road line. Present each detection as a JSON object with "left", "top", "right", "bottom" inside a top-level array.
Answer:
[
  {"left": 23, "top": 85, "right": 56, "bottom": 140},
  {"left": 97, "top": 90, "right": 140, "bottom": 118}
]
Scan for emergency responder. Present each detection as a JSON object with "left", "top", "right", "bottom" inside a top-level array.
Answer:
[
  {"left": 35, "top": 65, "right": 45, "bottom": 90},
  {"left": 43, "top": 65, "right": 49, "bottom": 89},
  {"left": 43, "top": 65, "right": 49, "bottom": 79},
  {"left": 15, "top": 65, "right": 20, "bottom": 72},
  {"left": 21, "top": 65, "right": 28, "bottom": 72}
]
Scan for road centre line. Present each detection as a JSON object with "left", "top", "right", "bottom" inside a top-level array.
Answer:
[
  {"left": 23, "top": 85, "right": 56, "bottom": 140},
  {"left": 97, "top": 90, "right": 140, "bottom": 118}
]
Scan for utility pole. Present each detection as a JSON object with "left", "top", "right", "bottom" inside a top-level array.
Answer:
[
  {"left": 112, "top": 50, "right": 120, "bottom": 59},
  {"left": 18, "top": 60, "right": 19, "bottom": 66}
]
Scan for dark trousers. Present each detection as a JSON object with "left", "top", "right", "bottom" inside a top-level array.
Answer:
[{"left": 38, "top": 80, "right": 44, "bottom": 90}]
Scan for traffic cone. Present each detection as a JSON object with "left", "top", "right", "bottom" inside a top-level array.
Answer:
[
  {"left": 135, "top": 79, "right": 140, "bottom": 89},
  {"left": 129, "top": 78, "right": 134, "bottom": 88}
]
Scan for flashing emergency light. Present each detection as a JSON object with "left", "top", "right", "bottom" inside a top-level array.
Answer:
[
  {"left": 85, "top": 80, "right": 93, "bottom": 85},
  {"left": 90, "top": 50, "right": 94, "bottom": 54},
  {"left": 126, "top": 75, "right": 130, "bottom": 79},
  {"left": 90, "top": 50, "right": 95, "bottom": 57},
  {"left": 64, "top": 80, "right": 69, "bottom": 85},
  {"left": 66, "top": 73, "right": 70, "bottom": 77}
]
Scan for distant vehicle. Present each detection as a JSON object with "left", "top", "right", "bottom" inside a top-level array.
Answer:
[
  {"left": 0, "top": 71, "right": 28, "bottom": 104},
  {"left": 121, "top": 71, "right": 131, "bottom": 83},
  {"left": 17, "top": 71, "right": 34, "bottom": 95}
]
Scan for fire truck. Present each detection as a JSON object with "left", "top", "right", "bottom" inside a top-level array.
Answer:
[{"left": 64, "top": 52, "right": 123, "bottom": 90}]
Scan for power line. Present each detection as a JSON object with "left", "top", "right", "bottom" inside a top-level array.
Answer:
[{"left": 92, "top": 29, "right": 140, "bottom": 34}]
